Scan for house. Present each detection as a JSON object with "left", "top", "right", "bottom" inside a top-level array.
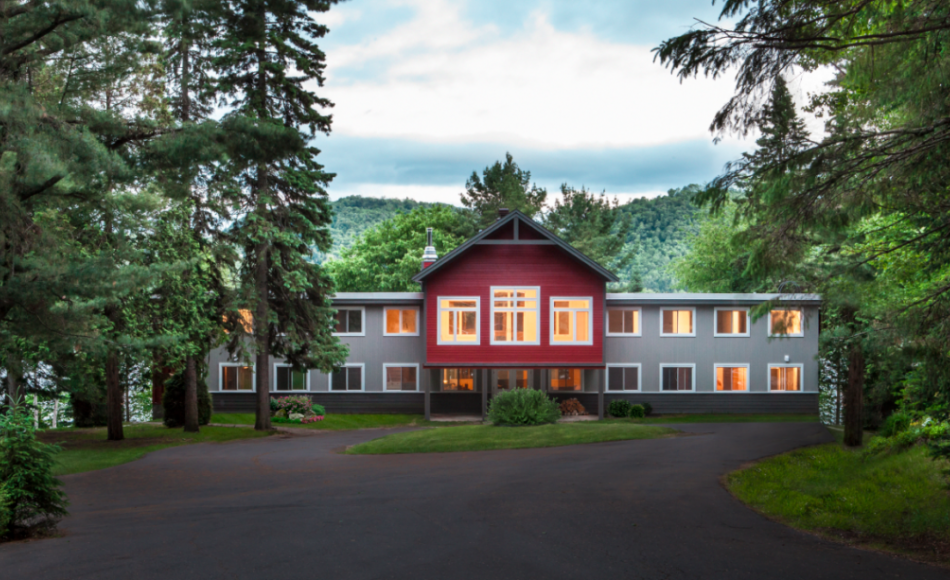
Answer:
[{"left": 205, "top": 210, "right": 820, "bottom": 419}]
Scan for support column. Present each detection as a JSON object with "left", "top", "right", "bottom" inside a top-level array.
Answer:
[
  {"left": 597, "top": 368, "right": 605, "bottom": 420},
  {"left": 481, "top": 369, "right": 488, "bottom": 420},
  {"left": 424, "top": 369, "right": 431, "bottom": 421}
]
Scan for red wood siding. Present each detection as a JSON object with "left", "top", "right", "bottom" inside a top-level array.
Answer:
[{"left": 424, "top": 244, "right": 605, "bottom": 365}]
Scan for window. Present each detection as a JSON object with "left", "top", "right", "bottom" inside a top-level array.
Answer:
[
  {"left": 769, "top": 365, "right": 802, "bottom": 391},
  {"left": 714, "top": 308, "right": 749, "bottom": 337},
  {"left": 334, "top": 307, "right": 364, "bottom": 336},
  {"left": 442, "top": 368, "right": 475, "bottom": 391},
  {"left": 769, "top": 309, "right": 803, "bottom": 337},
  {"left": 550, "top": 368, "right": 582, "bottom": 391},
  {"left": 491, "top": 287, "right": 540, "bottom": 345},
  {"left": 438, "top": 298, "right": 479, "bottom": 344},
  {"left": 384, "top": 308, "right": 419, "bottom": 336},
  {"left": 660, "top": 365, "right": 695, "bottom": 391},
  {"left": 607, "top": 308, "right": 640, "bottom": 336},
  {"left": 384, "top": 364, "right": 418, "bottom": 392},
  {"left": 330, "top": 364, "right": 364, "bottom": 391},
  {"left": 551, "top": 298, "right": 593, "bottom": 345},
  {"left": 715, "top": 364, "right": 749, "bottom": 392},
  {"left": 496, "top": 370, "right": 529, "bottom": 390},
  {"left": 607, "top": 364, "right": 640, "bottom": 391},
  {"left": 274, "top": 365, "right": 308, "bottom": 391},
  {"left": 660, "top": 308, "right": 695, "bottom": 337},
  {"left": 220, "top": 364, "right": 254, "bottom": 391}
]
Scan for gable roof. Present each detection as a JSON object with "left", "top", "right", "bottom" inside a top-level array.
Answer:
[{"left": 412, "top": 210, "right": 619, "bottom": 283}]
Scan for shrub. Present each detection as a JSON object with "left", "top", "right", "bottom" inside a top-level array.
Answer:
[
  {"left": 608, "top": 400, "right": 632, "bottom": 418},
  {"left": 879, "top": 412, "right": 911, "bottom": 438},
  {"left": 0, "top": 405, "right": 68, "bottom": 536},
  {"left": 269, "top": 398, "right": 280, "bottom": 413},
  {"left": 488, "top": 389, "right": 561, "bottom": 426},
  {"left": 641, "top": 402, "right": 653, "bottom": 416},
  {"left": 559, "top": 398, "right": 586, "bottom": 415},
  {"left": 272, "top": 396, "right": 313, "bottom": 416},
  {"left": 628, "top": 404, "right": 645, "bottom": 418},
  {"left": 302, "top": 415, "right": 324, "bottom": 424},
  {"left": 311, "top": 403, "right": 326, "bottom": 416},
  {"left": 162, "top": 368, "right": 213, "bottom": 428},
  {"left": 0, "top": 483, "right": 10, "bottom": 539}
]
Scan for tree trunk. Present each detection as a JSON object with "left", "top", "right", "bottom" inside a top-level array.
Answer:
[
  {"left": 183, "top": 354, "right": 199, "bottom": 432},
  {"left": 842, "top": 309, "right": 864, "bottom": 447},
  {"left": 106, "top": 347, "right": 124, "bottom": 441},
  {"left": 6, "top": 368, "right": 21, "bottom": 406},
  {"left": 254, "top": 241, "right": 271, "bottom": 431}
]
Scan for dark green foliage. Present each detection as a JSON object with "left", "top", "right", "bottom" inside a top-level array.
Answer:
[
  {"left": 0, "top": 483, "right": 10, "bottom": 538},
  {"left": 461, "top": 153, "right": 547, "bottom": 228},
  {"left": 880, "top": 413, "right": 912, "bottom": 438},
  {"left": 628, "top": 404, "right": 646, "bottom": 419},
  {"left": 317, "top": 197, "right": 433, "bottom": 262},
  {"left": 269, "top": 398, "right": 279, "bottom": 413},
  {"left": 0, "top": 405, "right": 68, "bottom": 536},
  {"left": 608, "top": 400, "right": 632, "bottom": 418},
  {"left": 162, "top": 370, "right": 212, "bottom": 428},
  {"left": 641, "top": 402, "right": 653, "bottom": 417},
  {"left": 488, "top": 389, "right": 561, "bottom": 426},
  {"left": 311, "top": 403, "right": 326, "bottom": 416}
]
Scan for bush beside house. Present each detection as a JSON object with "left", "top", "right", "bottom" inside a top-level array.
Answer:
[{"left": 488, "top": 389, "right": 561, "bottom": 426}]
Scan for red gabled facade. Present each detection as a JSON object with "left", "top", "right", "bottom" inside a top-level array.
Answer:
[{"left": 416, "top": 212, "right": 616, "bottom": 367}]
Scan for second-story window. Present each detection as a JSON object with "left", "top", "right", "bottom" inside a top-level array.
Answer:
[
  {"left": 551, "top": 298, "right": 593, "bottom": 345},
  {"left": 438, "top": 298, "right": 479, "bottom": 344},
  {"left": 334, "top": 307, "right": 364, "bottom": 336},
  {"left": 384, "top": 308, "right": 419, "bottom": 336},
  {"left": 769, "top": 309, "right": 803, "bottom": 337},
  {"left": 660, "top": 308, "right": 695, "bottom": 337},
  {"left": 491, "top": 288, "right": 539, "bottom": 345}
]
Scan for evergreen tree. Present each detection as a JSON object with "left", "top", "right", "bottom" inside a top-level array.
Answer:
[{"left": 461, "top": 153, "right": 547, "bottom": 228}]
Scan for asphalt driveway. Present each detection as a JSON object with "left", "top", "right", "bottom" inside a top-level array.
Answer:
[{"left": 1, "top": 422, "right": 945, "bottom": 579}]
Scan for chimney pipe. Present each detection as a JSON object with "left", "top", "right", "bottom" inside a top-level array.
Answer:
[
  {"left": 497, "top": 208, "right": 510, "bottom": 219},
  {"left": 421, "top": 227, "right": 438, "bottom": 269}
]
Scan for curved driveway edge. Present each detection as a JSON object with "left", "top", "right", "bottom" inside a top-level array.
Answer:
[{"left": 1, "top": 422, "right": 946, "bottom": 579}]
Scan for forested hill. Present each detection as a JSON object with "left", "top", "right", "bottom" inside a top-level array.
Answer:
[{"left": 322, "top": 188, "right": 702, "bottom": 291}]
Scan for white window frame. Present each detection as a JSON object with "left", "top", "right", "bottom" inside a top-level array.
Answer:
[
  {"left": 548, "top": 368, "right": 584, "bottom": 392},
  {"left": 713, "top": 307, "right": 751, "bottom": 338},
  {"left": 713, "top": 363, "right": 750, "bottom": 393},
  {"left": 605, "top": 307, "right": 642, "bottom": 337},
  {"left": 606, "top": 363, "right": 641, "bottom": 392},
  {"left": 218, "top": 362, "right": 256, "bottom": 393},
  {"left": 437, "top": 296, "right": 480, "bottom": 345},
  {"left": 272, "top": 363, "right": 310, "bottom": 392},
  {"left": 382, "top": 363, "right": 420, "bottom": 392},
  {"left": 550, "top": 296, "right": 594, "bottom": 346},
  {"left": 659, "top": 307, "right": 696, "bottom": 337},
  {"left": 658, "top": 363, "right": 696, "bottom": 392},
  {"left": 768, "top": 309, "right": 804, "bottom": 338},
  {"left": 333, "top": 306, "right": 366, "bottom": 337},
  {"left": 328, "top": 363, "right": 366, "bottom": 392},
  {"left": 490, "top": 286, "right": 541, "bottom": 346},
  {"left": 768, "top": 363, "right": 805, "bottom": 392},
  {"left": 383, "top": 307, "right": 420, "bottom": 337}
]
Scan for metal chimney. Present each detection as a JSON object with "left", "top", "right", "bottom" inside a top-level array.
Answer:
[{"left": 421, "top": 227, "right": 438, "bottom": 269}]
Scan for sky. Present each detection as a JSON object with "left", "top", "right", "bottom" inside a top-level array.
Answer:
[{"left": 314, "top": 0, "right": 827, "bottom": 205}]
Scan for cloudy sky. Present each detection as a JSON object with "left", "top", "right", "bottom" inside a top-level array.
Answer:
[{"left": 314, "top": 0, "right": 819, "bottom": 204}]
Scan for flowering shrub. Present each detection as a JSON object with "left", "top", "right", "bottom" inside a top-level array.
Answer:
[
  {"left": 302, "top": 416, "right": 325, "bottom": 424},
  {"left": 271, "top": 396, "right": 312, "bottom": 416}
]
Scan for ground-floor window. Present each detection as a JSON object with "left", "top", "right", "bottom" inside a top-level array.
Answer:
[
  {"left": 769, "top": 365, "right": 802, "bottom": 391},
  {"left": 442, "top": 368, "right": 475, "bottom": 391},
  {"left": 221, "top": 364, "right": 254, "bottom": 391},
  {"left": 715, "top": 364, "right": 748, "bottom": 391},
  {"left": 660, "top": 365, "right": 694, "bottom": 391},
  {"left": 384, "top": 364, "right": 419, "bottom": 391},
  {"left": 607, "top": 364, "right": 640, "bottom": 391},
  {"left": 496, "top": 369, "right": 529, "bottom": 390},
  {"left": 331, "top": 364, "right": 364, "bottom": 391},
  {"left": 274, "top": 365, "right": 308, "bottom": 391},
  {"left": 550, "top": 368, "right": 582, "bottom": 391}
]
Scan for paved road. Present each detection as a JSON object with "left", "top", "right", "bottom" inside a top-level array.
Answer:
[{"left": 1, "top": 423, "right": 945, "bottom": 579}]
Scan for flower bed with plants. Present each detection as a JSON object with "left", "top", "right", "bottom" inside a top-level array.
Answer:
[{"left": 269, "top": 396, "right": 326, "bottom": 425}]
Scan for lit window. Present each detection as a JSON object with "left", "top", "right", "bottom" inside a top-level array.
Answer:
[
  {"left": 442, "top": 369, "right": 475, "bottom": 391},
  {"left": 607, "top": 365, "right": 640, "bottom": 391},
  {"left": 661, "top": 365, "right": 694, "bottom": 391},
  {"left": 769, "top": 365, "right": 801, "bottom": 391},
  {"left": 334, "top": 308, "right": 364, "bottom": 335},
  {"left": 331, "top": 365, "right": 363, "bottom": 391},
  {"left": 274, "top": 365, "right": 308, "bottom": 391},
  {"left": 769, "top": 309, "right": 803, "bottom": 336},
  {"left": 715, "top": 309, "right": 749, "bottom": 336},
  {"left": 550, "top": 368, "right": 582, "bottom": 391},
  {"left": 384, "top": 308, "right": 419, "bottom": 336},
  {"left": 715, "top": 365, "right": 748, "bottom": 391},
  {"left": 496, "top": 370, "right": 529, "bottom": 390},
  {"left": 607, "top": 308, "right": 640, "bottom": 336},
  {"left": 438, "top": 298, "right": 479, "bottom": 344},
  {"left": 384, "top": 365, "right": 418, "bottom": 391},
  {"left": 491, "top": 288, "right": 539, "bottom": 345},
  {"left": 661, "top": 308, "right": 694, "bottom": 336},
  {"left": 551, "top": 298, "right": 593, "bottom": 345},
  {"left": 221, "top": 364, "right": 254, "bottom": 391}
]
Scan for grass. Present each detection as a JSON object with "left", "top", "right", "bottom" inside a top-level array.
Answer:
[
  {"left": 727, "top": 435, "right": 950, "bottom": 564},
  {"left": 38, "top": 424, "right": 275, "bottom": 476},
  {"left": 211, "top": 413, "right": 454, "bottom": 430},
  {"left": 346, "top": 422, "right": 678, "bottom": 454},
  {"left": 607, "top": 413, "right": 820, "bottom": 424}
]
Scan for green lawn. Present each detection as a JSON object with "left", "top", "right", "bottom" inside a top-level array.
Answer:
[
  {"left": 608, "top": 413, "right": 820, "bottom": 424},
  {"left": 211, "top": 413, "right": 456, "bottom": 430},
  {"left": 39, "top": 424, "right": 274, "bottom": 476},
  {"left": 727, "top": 437, "right": 950, "bottom": 564},
  {"left": 346, "top": 422, "right": 678, "bottom": 454}
]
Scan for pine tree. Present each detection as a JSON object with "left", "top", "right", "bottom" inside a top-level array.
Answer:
[{"left": 461, "top": 153, "right": 548, "bottom": 228}]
